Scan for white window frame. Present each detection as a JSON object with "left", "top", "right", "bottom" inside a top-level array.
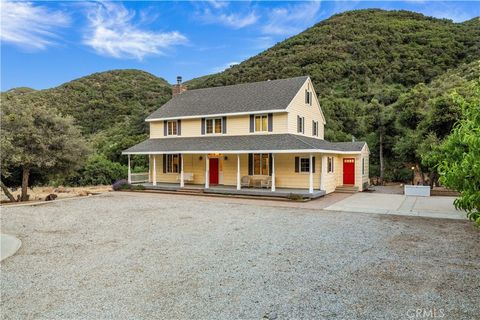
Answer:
[
  {"left": 327, "top": 157, "right": 334, "bottom": 173},
  {"left": 254, "top": 114, "right": 268, "bottom": 132},
  {"left": 205, "top": 118, "right": 223, "bottom": 134},
  {"left": 167, "top": 120, "right": 178, "bottom": 136},
  {"left": 299, "top": 157, "right": 310, "bottom": 173},
  {"left": 298, "top": 116, "right": 305, "bottom": 134},
  {"left": 166, "top": 154, "right": 180, "bottom": 173}
]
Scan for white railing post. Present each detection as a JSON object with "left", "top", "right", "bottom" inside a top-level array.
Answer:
[
  {"left": 205, "top": 155, "right": 209, "bottom": 189},
  {"left": 180, "top": 154, "right": 184, "bottom": 188},
  {"left": 309, "top": 153, "right": 313, "bottom": 194},
  {"left": 127, "top": 154, "right": 132, "bottom": 184},
  {"left": 271, "top": 153, "right": 276, "bottom": 192},
  {"left": 153, "top": 155, "right": 157, "bottom": 186},
  {"left": 237, "top": 154, "right": 241, "bottom": 190}
]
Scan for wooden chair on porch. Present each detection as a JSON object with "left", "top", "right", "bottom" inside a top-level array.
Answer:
[{"left": 241, "top": 176, "right": 251, "bottom": 188}]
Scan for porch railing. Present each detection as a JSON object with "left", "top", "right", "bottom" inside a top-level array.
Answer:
[{"left": 130, "top": 172, "right": 149, "bottom": 184}]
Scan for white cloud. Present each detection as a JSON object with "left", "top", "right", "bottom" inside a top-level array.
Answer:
[
  {"left": 197, "top": 8, "right": 258, "bottom": 29},
  {"left": 83, "top": 2, "right": 187, "bottom": 60},
  {"left": 0, "top": 1, "right": 70, "bottom": 50},
  {"left": 206, "top": 0, "right": 229, "bottom": 9},
  {"left": 262, "top": 1, "right": 321, "bottom": 36}
]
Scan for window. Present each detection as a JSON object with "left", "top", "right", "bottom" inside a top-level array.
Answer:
[
  {"left": 167, "top": 121, "right": 177, "bottom": 135},
  {"left": 206, "top": 118, "right": 222, "bottom": 134},
  {"left": 327, "top": 157, "right": 334, "bottom": 173},
  {"left": 166, "top": 154, "right": 180, "bottom": 173},
  {"left": 305, "top": 90, "right": 312, "bottom": 105},
  {"left": 312, "top": 121, "right": 319, "bottom": 136},
  {"left": 253, "top": 153, "right": 269, "bottom": 175},
  {"left": 362, "top": 158, "right": 365, "bottom": 175},
  {"left": 255, "top": 114, "right": 268, "bottom": 132},
  {"left": 297, "top": 116, "right": 305, "bottom": 133},
  {"left": 300, "top": 157, "right": 310, "bottom": 173}
]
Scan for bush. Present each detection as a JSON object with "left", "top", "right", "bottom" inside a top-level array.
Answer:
[
  {"left": 112, "top": 179, "right": 146, "bottom": 191},
  {"left": 64, "top": 154, "right": 127, "bottom": 186}
]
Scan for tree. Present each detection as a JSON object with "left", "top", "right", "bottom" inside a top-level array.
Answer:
[
  {"left": 1, "top": 95, "right": 89, "bottom": 201},
  {"left": 423, "top": 83, "right": 480, "bottom": 224}
]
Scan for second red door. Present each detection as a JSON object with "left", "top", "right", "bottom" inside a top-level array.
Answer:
[
  {"left": 209, "top": 158, "right": 219, "bottom": 185},
  {"left": 343, "top": 158, "right": 355, "bottom": 185}
]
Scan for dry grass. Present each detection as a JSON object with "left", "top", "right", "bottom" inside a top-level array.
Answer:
[{"left": 1, "top": 185, "right": 112, "bottom": 204}]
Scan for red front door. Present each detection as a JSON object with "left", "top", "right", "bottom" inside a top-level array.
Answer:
[
  {"left": 343, "top": 158, "right": 355, "bottom": 185},
  {"left": 209, "top": 158, "right": 219, "bottom": 185}
]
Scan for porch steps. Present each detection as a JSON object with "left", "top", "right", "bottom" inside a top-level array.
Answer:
[{"left": 335, "top": 185, "right": 359, "bottom": 193}]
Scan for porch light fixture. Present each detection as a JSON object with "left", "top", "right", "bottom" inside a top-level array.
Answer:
[
  {"left": 199, "top": 156, "right": 203, "bottom": 160},
  {"left": 224, "top": 156, "right": 228, "bottom": 160}
]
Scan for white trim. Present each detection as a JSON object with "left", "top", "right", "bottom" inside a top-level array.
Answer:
[
  {"left": 123, "top": 149, "right": 362, "bottom": 155},
  {"left": 271, "top": 153, "right": 276, "bottom": 192},
  {"left": 146, "top": 109, "right": 287, "bottom": 122},
  {"left": 180, "top": 155, "right": 184, "bottom": 188},
  {"left": 205, "top": 155, "right": 209, "bottom": 188},
  {"left": 127, "top": 154, "right": 131, "bottom": 183},
  {"left": 299, "top": 156, "right": 311, "bottom": 173},
  {"left": 152, "top": 156, "right": 157, "bottom": 186},
  {"left": 236, "top": 154, "right": 241, "bottom": 190},
  {"left": 166, "top": 120, "right": 178, "bottom": 136}
]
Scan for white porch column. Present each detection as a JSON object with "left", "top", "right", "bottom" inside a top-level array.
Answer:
[
  {"left": 320, "top": 155, "right": 327, "bottom": 191},
  {"left": 236, "top": 154, "right": 241, "bottom": 190},
  {"left": 152, "top": 155, "right": 157, "bottom": 186},
  {"left": 180, "top": 154, "right": 185, "bottom": 188},
  {"left": 309, "top": 153, "right": 314, "bottom": 194},
  {"left": 271, "top": 153, "right": 276, "bottom": 192},
  {"left": 205, "top": 155, "right": 210, "bottom": 189},
  {"left": 148, "top": 155, "right": 151, "bottom": 183},
  {"left": 127, "top": 154, "right": 132, "bottom": 184}
]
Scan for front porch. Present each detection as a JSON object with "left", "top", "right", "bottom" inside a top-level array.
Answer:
[{"left": 138, "top": 182, "right": 326, "bottom": 199}]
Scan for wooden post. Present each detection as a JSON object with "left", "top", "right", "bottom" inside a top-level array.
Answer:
[
  {"left": 237, "top": 154, "right": 241, "bottom": 190},
  {"left": 271, "top": 153, "right": 276, "bottom": 192},
  {"left": 127, "top": 154, "right": 132, "bottom": 184},
  {"left": 309, "top": 153, "right": 313, "bottom": 194},
  {"left": 205, "top": 155, "right": 209, "bottom": 189},
  {"left": 152, "top": 155, "right": 157, "bottom": 186},
  {"left": 180, "top": 154, "right": 184, "bottom": 188}
]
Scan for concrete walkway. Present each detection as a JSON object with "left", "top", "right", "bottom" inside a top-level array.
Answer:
[
  {"left": 324, "top": 193, "right": 465, "bottom": 220},
  {"left": 1, "top": 234, "right": 22, "bottom": 261}
]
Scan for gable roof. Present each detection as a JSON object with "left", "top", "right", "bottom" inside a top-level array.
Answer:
[
  {"left": 123, "top": 133, "right": 367, "bottom": 154},
  {"left": 146, "top": 76, "right": 309, "bottom": 121}
]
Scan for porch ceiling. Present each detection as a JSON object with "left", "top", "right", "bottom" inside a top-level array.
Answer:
[{"left": 122, "top": 134, "right": 365, "bottom": 155}]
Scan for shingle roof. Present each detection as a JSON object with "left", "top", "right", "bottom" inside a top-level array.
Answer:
[
  {"left": 123, "top": 134, "right": 366, "bottom": 154},
  {"left": 146, "top": 76, "right": 309, "bottom": 120}
]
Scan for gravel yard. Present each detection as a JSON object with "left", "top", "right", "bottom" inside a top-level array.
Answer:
[{"left": 1, "top": 192, "right": 479, "bottom": 319}]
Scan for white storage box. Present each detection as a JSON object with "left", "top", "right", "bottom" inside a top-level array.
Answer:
[{"left": 404, "top": 185, "right": 430, "bottom": 197}]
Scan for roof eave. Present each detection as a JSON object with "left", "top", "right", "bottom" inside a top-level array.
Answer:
[{"left": 145, "top": 109, "right": 288, "bottom": 122}]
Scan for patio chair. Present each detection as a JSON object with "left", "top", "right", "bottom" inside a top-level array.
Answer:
[
  {"left": 260, "top": 176, "right": 272, "bottom": 189},
  {"left": 241, "top": 176, "right": 251, "bottom": 188}
]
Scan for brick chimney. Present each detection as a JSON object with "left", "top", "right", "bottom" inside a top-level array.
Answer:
[{"left": 172, "top": 76, "right": 187, "bottom": 96}]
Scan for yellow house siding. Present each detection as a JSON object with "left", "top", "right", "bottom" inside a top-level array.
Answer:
[
  {"left": 286, "top": 78, "right": 325, "bottom": 139},
  {"left": 150, "top": 121, "right": 164, "bottom": 138},
  {"left": 222, "top": 155, "right": 249, "bottom": 185},
  {"left": 273, "top": 154, "right": 320, "bottom": 189},
  {"left": 150, "top": 154, "right": 206, "bottom": 184}
]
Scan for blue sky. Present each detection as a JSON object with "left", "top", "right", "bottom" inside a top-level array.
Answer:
[{"left": 1, "top": 1, "right": 479, "bottom": 91}]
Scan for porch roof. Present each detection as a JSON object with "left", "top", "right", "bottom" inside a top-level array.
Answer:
[{"left": 122, "top": 134, "right": 366, "bottom": 155}]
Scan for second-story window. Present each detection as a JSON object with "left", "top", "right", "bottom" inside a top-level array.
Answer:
[
  {"left": 255, "top": 114, "right": 268, "bottom": 132},
  {"left": 297, "top": 116, "right": 305, "bottom": 134},
  {"left": 206, "top": 118, "right": 222, "bottom": 134},
  {"left": 312, "top": 121, "right": 319, "bottom": 136},
  {"left": 167, "top": 120, "right": 177, "bottom": 135}
]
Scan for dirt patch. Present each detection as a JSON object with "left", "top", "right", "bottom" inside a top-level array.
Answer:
[{"left": 1, "top": 185, "right": 112, "bottom": 204}]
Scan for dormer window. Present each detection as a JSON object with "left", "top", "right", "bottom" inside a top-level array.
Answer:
[
  {"left": 254, "top": 114, "right": 268, "bottom": 132},
  {"left": 167, "top": 120, "right": 178, "bottom": 135},
  {"left": 206, "top": 118, "right": 223, "bottom": 134}
]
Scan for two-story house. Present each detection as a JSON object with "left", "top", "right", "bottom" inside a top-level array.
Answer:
[{"left": 123, "top": 76, "right": 369, "bottom": 198}]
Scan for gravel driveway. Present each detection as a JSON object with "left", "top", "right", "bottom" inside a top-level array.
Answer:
[{"left": 1, "top": 192, "right": 479, "bottom": 319}]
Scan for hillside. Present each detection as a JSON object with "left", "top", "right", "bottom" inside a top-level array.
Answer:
[
  {"left": 187, "top": 10, "right": 479, "bottom": 91},
  {"left": 2, "top": 70, "right": 172, "bottom": 164}
]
